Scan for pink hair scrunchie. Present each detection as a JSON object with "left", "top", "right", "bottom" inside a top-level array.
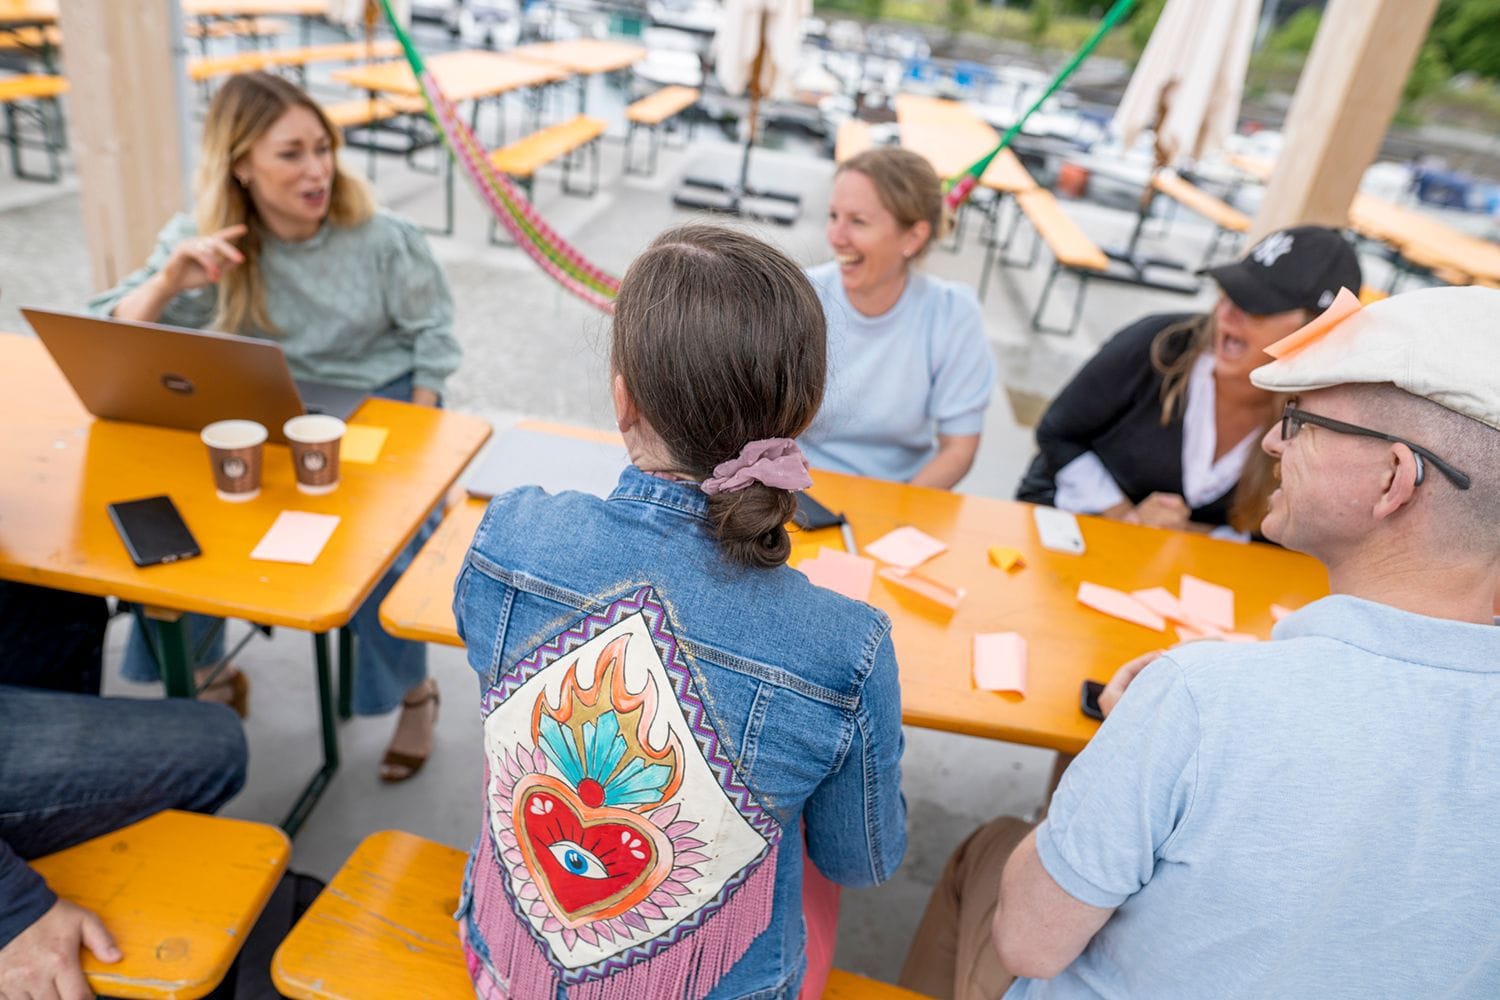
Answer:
[{"left": 700, "top": 438, "right": 813, "bottom": 496}]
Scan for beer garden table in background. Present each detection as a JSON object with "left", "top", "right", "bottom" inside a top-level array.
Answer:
[
  {"left": 0, "top": 334, "right": 491, "bottom": 833},
  {"left": 383, "top": 423, "right": 1329, "bottom": 757}
]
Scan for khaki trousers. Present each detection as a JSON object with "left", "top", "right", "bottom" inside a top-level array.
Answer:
[{"left": 897, "top": 816, "right": 1034, "bottom": 1000}]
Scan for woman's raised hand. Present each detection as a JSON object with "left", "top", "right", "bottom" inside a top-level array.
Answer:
[{"left": 160, "top": 224, "right": 247, "bottom": 293}]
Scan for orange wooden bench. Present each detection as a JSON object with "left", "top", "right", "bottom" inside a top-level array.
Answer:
[
  {"left": 1150, "top": 168, "right": 1251, "bottom": 265},
  {"left": 488, "top": 113, "right": 606, "bottom": 201},
  {"left": 0, "top": 73, "right": 68, "bottom": 180},
  {"left": 188, "top": 39, "right": 402, "bottom": 83},
  {"left": 320, "top": 93, "right": 426, "bottom": 130},
  {"left": 623, "top": 84, "right": 698, "bottom": 175},
  {"left": 185, "top": 15, "right": 288, "bottom": 41},
  {"left": 982, "top": 187, "right": 1110, "bottom": 335},
  {"left": 31, "top": 809, "right": 289, "bottom": 999},
  {"left": 274, "top": 829, "right": 930, "bottom": 1000}
]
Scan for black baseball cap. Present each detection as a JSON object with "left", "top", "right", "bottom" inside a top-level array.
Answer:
[{"left": 1202, "top": 225, "right": 1362, "bottom": 316}]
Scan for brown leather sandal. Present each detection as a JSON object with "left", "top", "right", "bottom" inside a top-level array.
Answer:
[
  {"left": 380, "top": 680, "right": 440, "bottom": 784},
  {"left": 198, "top": 668, "right": 250, "bottom": 720}
]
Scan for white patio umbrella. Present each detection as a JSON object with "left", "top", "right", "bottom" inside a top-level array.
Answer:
[
  {"left": 713, "top": 0, "right": 808, "bottom": 103},
  {"left": 1111, "top": 0, "right": 1261, "bottom": 167},
  {"left": 673, "top": 0, "right": 807, "bottom": 221}
]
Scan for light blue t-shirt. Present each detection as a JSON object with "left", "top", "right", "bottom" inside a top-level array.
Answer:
[
  {"left": 799, "top": 261, "right": 996, "bottom": 482},
  {"left": 1008, "top": 595, "right": 1500, "bottom": 1000}
]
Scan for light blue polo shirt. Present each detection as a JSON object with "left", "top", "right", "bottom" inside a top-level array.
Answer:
[
  {"left": 1009, "top": 595, "right": 1500, "bottom": 999},
  {"left": 800, "top": 262, "right": 995, "bottom": 482}
]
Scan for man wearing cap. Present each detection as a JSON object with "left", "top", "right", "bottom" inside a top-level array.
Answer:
[
  {"left": 905, "top": 285, "right": 1500, "bottom": 999},
  {"left": 1017, "top": 225, "right": 1362, "bottom": 537}
]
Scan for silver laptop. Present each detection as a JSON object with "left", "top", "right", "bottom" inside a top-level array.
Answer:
[
  {"left": 464, "top": 426, "right": 629, "bottom": 500},
  {"left": 23, "top": 309, "right": 367, "bottom": 443}
]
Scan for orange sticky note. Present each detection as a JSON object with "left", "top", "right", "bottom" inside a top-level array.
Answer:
[
  {"left": 1077, "top": 582, "right": 1166, "bottom": 632},
  {"left": 864, "top": 526, "right": 947, "bottom": 569},
  {"left": 798, "top": 547, "right": 876, "bottom": 602},
  {"left": 341, "top": 424, "right": 389, "bottom": 464},
  {"left": 1180, "top": 574, "right": 1235, "bottom": 632},
  {"left": 988, "top": 546, "right": 1025, "bottom": 571},
  {"left": 1132, "top": 586, "right": 1187, "bottom": 623},
  {"left": 878, "top": 567, "right": 965, "bottom": 612},
  {"left": 1263, "top": 287, "right": 1362, "bottom": 359},
  {"left": 973, "top": 632, "right": 1027, "bottom": 694}
]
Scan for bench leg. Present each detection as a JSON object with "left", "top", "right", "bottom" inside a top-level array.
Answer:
[
  {"left": 3, "top": 103, "right": 19, "bottom": 179},
  {"left": 623, "top": 120, "right": 645, "bottom": 176},
  {"left": 337, "top": 624, "right": 354, "bottom": 721},
  {"left": 1031, "top": 262, "right": 1089, "bottom": 337}
]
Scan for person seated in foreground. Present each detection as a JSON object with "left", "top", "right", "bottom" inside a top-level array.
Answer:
[
  {"left": 0, "top": 582, "right": 247, "bottom": 999},
  {"left": 801, "top": 147, "right": 997, "bottom": 489},
  {"left": 1016, "top": 225, "right": 1362, "bottom": 536},
  {"left": 452, "top": 225, "right": 907, "bottom": 999},
  {"left": 89, "top": 71, "right": 461, "bottom": 782},
  {"left": 902, "top": 285, "right": 1500, "bottom": 999}
]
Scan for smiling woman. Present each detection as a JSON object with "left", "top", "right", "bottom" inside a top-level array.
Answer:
[
  {"left": 800, "top": 147, "right": 997, "bottom": 490},
  {"left": 1016, "top": 225, "right": 1363, "bottom": 535},
  {"left": 88, "top": 71, "right": 462, "bottom": 784}
]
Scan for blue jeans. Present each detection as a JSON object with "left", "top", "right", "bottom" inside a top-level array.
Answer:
[
  {"left": 0, "top": 686, "right": 247, "bottom": 859},
  {"left": 120, "top": 372, "right": 441, "bottom": 715}
]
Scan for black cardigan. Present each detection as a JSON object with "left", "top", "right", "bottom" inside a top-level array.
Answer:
[{"left": 1015, "top": 312, "right": 1238, "bottom": 527}]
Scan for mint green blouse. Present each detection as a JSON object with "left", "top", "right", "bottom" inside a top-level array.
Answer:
[{"left": 89, "top": 210, "right": 461, "bottom": 394}]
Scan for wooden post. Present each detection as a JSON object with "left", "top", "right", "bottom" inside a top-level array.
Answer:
[
  {"left": 57, "top": 0, "right": 192, "bottom": 292},
  {"left": 1249, "top": 0, "right": 1439, "bottom": 241}
]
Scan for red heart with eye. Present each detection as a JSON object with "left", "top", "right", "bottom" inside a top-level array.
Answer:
[{"left": 513, "top": 774, "right": 674, "bottom": 927}]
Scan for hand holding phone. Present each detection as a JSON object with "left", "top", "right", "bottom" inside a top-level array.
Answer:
[
  {"left": 107, "top": 496, "right": 201, "bottom": 567},
  {"left": 1080, "top": 680, "right": 1105, "bottom": 721}
]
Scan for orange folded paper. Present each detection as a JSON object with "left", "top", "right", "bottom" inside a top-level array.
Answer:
[
  {"left": 1077, "top": 582, "right": 1166, "bottom": 632},
  {"left": 1180, "top": 574, "right": 1235, "bottom": 632},
  {"left": 1263, "top": 287, "right": 1362, "bottom": 360},
  {"left": 878, "top": 567, "right": 965, "bottom": 612},
  {"left": 1132, "top": 586, "right": 1188, "bottom": 623},
  {"left": 988, "top": 545, "right": 1025, "bottom": 571},
  {"left": 973, "top": 632, "right": 1027, "bottom": 694}
]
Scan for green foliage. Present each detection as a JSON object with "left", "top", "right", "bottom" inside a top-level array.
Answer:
[
  {"left": 1029, "top": 0, "right": 1053, "bottom": 41},
  {"left": 1403, "top": 40, "right": 1450, "bottom": 109},
  {"left": 943, "top": 0, "right": 973, "bottom": 37},
  {"left": 1434, "top": 0, "right": 1500, "bottom": 79},
  {"left": 1267, "top": 7, "right": 1321, "bottom": 55},
  {"left": 1127, "top": 0, "right": 1167, "bottom": 55}
]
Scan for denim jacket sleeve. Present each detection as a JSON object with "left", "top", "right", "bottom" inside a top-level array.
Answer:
[
  {"left": 0, "top": 840, "right": 55, "bottom": 951},
  {"left": 802, "top": 627, "right": 907, "bottom": 888}
]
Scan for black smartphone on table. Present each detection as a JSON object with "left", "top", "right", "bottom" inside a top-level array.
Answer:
[
  {"left": 794, "top": 492, "right": 845, "bottom": 530},
  {"left": 1080, "top": 679, "right": 1106, "bottom": 721},
  {"left": 107, "top": 496, "right": 201, "bottom": 567}
]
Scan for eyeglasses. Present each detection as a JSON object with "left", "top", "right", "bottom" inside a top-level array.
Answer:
[{"left": 1280, "top": 400, "right": 1471, "bottom": 491}]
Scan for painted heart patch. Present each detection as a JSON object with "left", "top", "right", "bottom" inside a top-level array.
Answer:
[{"left": 514, "top": 775, "right": 674, "bottom": 926}]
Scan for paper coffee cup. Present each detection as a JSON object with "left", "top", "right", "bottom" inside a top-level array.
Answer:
[
  {"left": 201, "top": 419, "right": 267, "bottom": 502},
  {"left": 283, "top": 414, "right": 345, "bottom": 495}
]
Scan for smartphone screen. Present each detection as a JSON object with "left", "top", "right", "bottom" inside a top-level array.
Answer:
[
  {"left": 1080, "top": 679, "right": 1106, "bottom": 721},
  {"left": 107, "top": 496, "right": 202, "bottom": 567}
]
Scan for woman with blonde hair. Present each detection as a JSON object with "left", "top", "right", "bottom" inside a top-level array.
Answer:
[
  {"left": 91, "top": 71, "right": 460, "bottom": 781},
  {"left": 1016, "top": 226, "right": 1362, "bottom": 534},
  {"left": 801, "top": 147, "right": 996, "bottom": 489}
]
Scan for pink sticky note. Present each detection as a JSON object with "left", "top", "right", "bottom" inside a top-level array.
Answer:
[
  {"left": 1077, "top": 582, "right": 1166, "bottom": 632},
  {"left": 1269, "top": 603, "right": 1296, "bottom": 622},
  {"left": 973, "top": 632, "right": 1027, "bottom": 694},
  {"left": 1132, "top": 586, "right": 1188, "bottom": 623},
  {"left": 1175, "top": 623, "right": 1212, "bottom": 644},
  {"left": 1264, "top": 287, "right": 1362, "bottom": 359},
  {"left": 798, "top": 547, "right": 876, "bottom": 602},
  {"left": 250, "top": 511, "right": 340, "bottom": 564},
  {"left": 878, "top": 567, "right": 965, "bottom": 612},
  {"left": 863, "top": 526, "right": 948, "bottom": 569},
  {"left": 1179, "top": 574, "right": 1235, "bottom": 632}
]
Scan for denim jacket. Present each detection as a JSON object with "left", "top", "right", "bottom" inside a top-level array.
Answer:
[{"left": 453, "top": 467, "right": 907, "bottom": 1000}]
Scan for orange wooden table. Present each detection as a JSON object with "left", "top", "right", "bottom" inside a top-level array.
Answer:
[
  {"left": 893, "top": 93, "right": 1036, "bottom": 195},
  {"left": 0, "top": 333, "right": 491, "bottom": 830},
  {"left": 332, "top": 48, "right": 567, "bottom": 105},
  {"left": 33, "top": 811, "right": 290, "bottom": 999},
  {"left": 383, "top": 425, "right": 1328, "bottom": 756}
]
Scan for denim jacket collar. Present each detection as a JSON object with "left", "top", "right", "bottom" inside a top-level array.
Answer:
[{"left": 608, "top": 465, "right": 711, "bottom": 521}]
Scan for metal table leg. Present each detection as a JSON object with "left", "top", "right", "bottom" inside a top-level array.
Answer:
[{"left": 279, "top": 631, "right": 340, "bottom": 837}]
